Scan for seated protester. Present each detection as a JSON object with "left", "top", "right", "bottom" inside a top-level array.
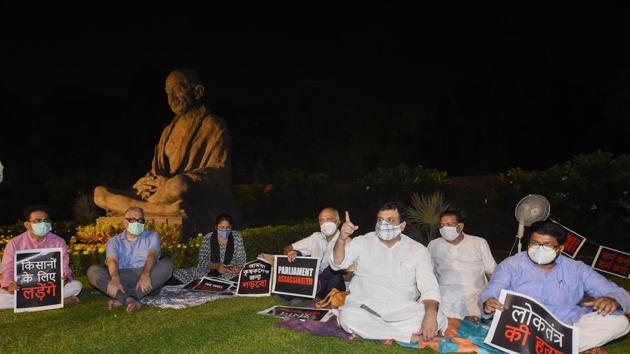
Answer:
[
  {"left": 284, "top": 207, "right": 347, "bottom": 299},
  {"left": 0, "top": 205, "right": 82, "bottom": 309},
  {"left": 87, "top": 207, "right": 173, "bottom": 313},
  {"left": 480, "top": 221, "right": 630, "bottom": 353},
  {"left": 331, "top": 202, "right": 447, "bottom": 343},
  {"left": 428, "top": 209, "right": 496, "bottom": 322},
  {"left": 172, "top": 213, "right": 246, "bottom": 283}
]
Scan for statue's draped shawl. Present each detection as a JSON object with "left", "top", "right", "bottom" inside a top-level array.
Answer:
[{"left": 151, "top": 105, "right": 231, "bottom": 185}]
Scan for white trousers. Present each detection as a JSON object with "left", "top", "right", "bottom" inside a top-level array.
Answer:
[
  {"left": 338, "top": 302, "right": 448, "bottom": 342},
  {"left": 0, "top": 280, "right": 82, "bottom": 309},
  {"left": 576, "top": 311, "right": 630, "bottom": 351}
]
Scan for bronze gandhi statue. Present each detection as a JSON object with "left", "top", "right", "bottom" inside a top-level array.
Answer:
[{"left": 94, "top": 69, "right": 235, "bottom": 240}]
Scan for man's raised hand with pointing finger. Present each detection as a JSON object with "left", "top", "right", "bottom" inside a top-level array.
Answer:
[
  {"left": 340, "top": 211, "right": 359, "bottom": 240},
  {"left": 333, "top": 211, "right": 357, "bottom": 266}
]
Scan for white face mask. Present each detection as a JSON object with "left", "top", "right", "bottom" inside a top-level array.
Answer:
[
  {"left": 127, "top": 222, "right": 145, "bottom": 236},
  {"left": 375, "top": 221, "right": 402, "bottom": 241},
  {"left": 439, "top": 226, "right": 460, "bottom": 241},
  {"left": 320, "top": 222, "right": 338, "bottom": 236},
  {"left": 527, "top": 245, "right": 558, "bottom": 265},
  {"left": 31, "top": 222, "right": 52, "bottom": 237}
]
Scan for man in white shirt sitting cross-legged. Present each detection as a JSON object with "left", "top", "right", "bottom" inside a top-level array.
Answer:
[{"left": 331, "top": 202, "right": 447, "bottom": 343}]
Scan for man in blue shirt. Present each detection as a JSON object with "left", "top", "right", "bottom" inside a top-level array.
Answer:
[
  {"left": 88, "top": 207, "right": 173, "bottom": 313},
  {"left": 480, "top": 221, "right": 630, "bottom": 353}
]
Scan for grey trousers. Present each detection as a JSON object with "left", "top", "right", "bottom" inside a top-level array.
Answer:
[{"left": 87, "top": 257, "right": 173, "bottom": 304}]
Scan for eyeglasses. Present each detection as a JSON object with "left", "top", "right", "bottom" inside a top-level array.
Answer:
[
  {"left": 125, "top": 218, "right": 146, "bottom": 224},
  {"left": 30, "top": 218, "right": 51, "bottom": 223},
  {"left": 376, "top": 217, "right": 400, "bottom": 224},
  {"left": 528, "top": 241, "right": 560, "bottom": 251}
]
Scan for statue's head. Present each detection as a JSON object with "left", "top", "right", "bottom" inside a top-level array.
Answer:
[{"left": 165, "top": 69, "right": 205, "bottom": 115}]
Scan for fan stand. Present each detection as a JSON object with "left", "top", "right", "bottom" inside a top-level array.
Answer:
[{"left": 516, "top": 222, "right": 525, "bottom": 253}]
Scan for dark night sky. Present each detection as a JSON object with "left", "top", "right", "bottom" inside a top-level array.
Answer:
[{"left": 2, "top": 2, "right": 630, "bottom": 185}]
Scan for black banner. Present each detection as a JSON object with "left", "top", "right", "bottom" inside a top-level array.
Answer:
[
  {"left": 485, "top": 290, "right": 578, "bottom": 354},
  {"left": 14, "top": 248, "right": 63, "bottom": 313},
  {"left": 183, "top": 276, "right": 235, "bottom": 293},
  {"left": 272, "top": 256, "right": 320, "bottom": 298},
  {"left": 592, "top": 246, "right": 630, "bottom": 278},
  {"left": 236, "top": 258, "right": 272, "bottom": 297},
  {"left": 258, "top": 305, "right": 332, "bottom": 321},
  {"left": 561, "top": 229, "right": 586, "bottom": 259}
]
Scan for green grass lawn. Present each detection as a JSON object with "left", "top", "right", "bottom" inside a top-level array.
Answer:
[{"left": 2, "top": 278, "right": 629, "bottom": 354}]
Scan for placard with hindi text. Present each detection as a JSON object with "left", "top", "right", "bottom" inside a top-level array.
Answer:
[
  {"left": 485, "top": 290, "right": 578, "bottom": 354},
  {"left": 560, "top": 228, "right": 586, "bottom": 259},
  {"left": 14, "top": 248, "right": 64, "bottom": 313},
  {"left": 257, "top": 305, "right": 332, "bottom": 322}
]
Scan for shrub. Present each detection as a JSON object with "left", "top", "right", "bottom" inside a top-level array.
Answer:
[
  {"left": 61, "top": 222, "right": 318, "bottom": 277},
  {"left": 494, "top": 151, "right": 630, "bottom": 242},
  {"left": 76, "top": 222, "right": 182, "bottom": 246},
  {"left": 359, "top": 164, "right": 449, "bottom": 208}
]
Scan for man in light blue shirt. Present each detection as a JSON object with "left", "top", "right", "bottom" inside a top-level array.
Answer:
[
  {"left": 480, "top": 221, "right": 630, "bottom": 353},
  {"left": 88, "top": 207, "right": 173, "bottom": 313}
]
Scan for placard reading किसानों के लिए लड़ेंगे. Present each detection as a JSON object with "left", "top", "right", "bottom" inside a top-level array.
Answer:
[{"left": 14, "top": 248, "right": 64, "bottom": 313}]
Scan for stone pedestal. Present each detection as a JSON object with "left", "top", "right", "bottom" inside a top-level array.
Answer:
[{"left": 96, "top": 215, "right": 183, "bottom": 226}]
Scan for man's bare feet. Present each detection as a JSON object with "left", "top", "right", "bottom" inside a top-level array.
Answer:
[
  {"left": 126, "top": 297, "right": 142, "bottom": 314},
  {"left": 580, "top": 346, "right": 608, "bottom": 354},
  {"left": 108, "top": 299, "right": 122, "bottom": 310},
  {"left": 382, "top": 339, "right": 394, "bottom": 345},
  {"left": 349, "top": 333, "right": 362, "bottom": 341},
  {"left": 409, "top": 334, "right": 422, "bottom": 343},
  {"left": 63, "top": 296, "right": 80, "bottom": 305},
  {"left": 464, "top": 315, "right": 480, "bottom": 324}
]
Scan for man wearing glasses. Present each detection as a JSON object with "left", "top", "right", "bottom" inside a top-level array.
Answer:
[
  {"left": 480, "top": 221, "right": 630, "bottom": 353},
  {"left": 0, "top": 205, "right": 82, "bottom": 309},
  {"left": 331, "top": 202, "right": 446, "bottom": 343},
  {"left": 87, "top": 207, "right": 173, "bottom": 313}
]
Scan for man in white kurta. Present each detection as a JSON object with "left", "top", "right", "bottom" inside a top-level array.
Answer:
[
  {"left": 428, "top": 209, "right": 496, "bottom": 321},
  {"left": 284, "top": 208, "right": 346, "bottom": 298},
  {"left": 331, "top": 203, "right": 447, "bottom": 343}
]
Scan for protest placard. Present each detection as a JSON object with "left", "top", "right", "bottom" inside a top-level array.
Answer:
[
  {"left": 561, "top": 229, "right": 587, "bottom": 259},
  {"left": 14, "top": 248, "right": 63, "bottom": 313},
  {"left": 236, "top": 258, "right": 272, "bottom": 297},
  {"left": 591, "top": 246, "right": 630, "bottom": 278},
  {"left": 183, "top": 276, "right": 235, "bottom": 293},
  {"left": 257, "top": 305, "right": 332, "bottom": 322},
  {"left": 485, "top": 290, "right": 578, "bottom": 354},
  {"left": 272, "top": 256, "right": 320, "bottom": 298}
]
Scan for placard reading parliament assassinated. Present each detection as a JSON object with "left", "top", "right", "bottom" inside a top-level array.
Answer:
[{"left": 272, "top": 256, "right": 320, "bottom": 298}]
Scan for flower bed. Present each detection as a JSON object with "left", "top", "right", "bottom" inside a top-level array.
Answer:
[{"left": 1, "top": 222, "right": 317, "bottom": 276}]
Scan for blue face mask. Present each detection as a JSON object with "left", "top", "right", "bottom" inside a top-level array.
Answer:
[
  {"left": 217, "top": 230, "right": 231, "bottom": 238},
  {"left": 127, "top": 222, "right": 145, "bottom": 236},
  {"left": 31, "top": 222, "right": 52, "bottom": 237}
]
